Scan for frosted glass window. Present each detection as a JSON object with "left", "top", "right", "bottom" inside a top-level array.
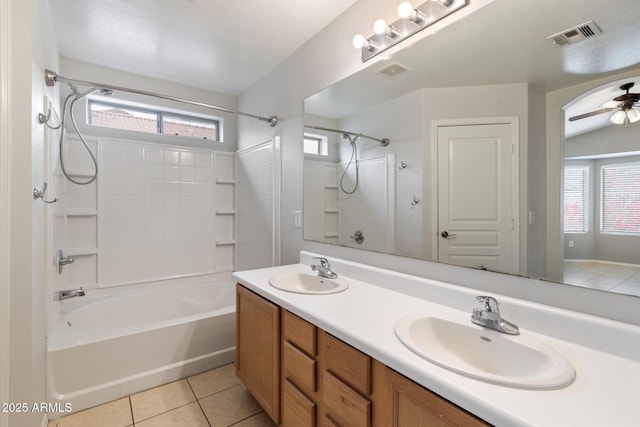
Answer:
[
  {"left": 601, "top": 162, "right": 640, "bottom": 234},
  {"left": 564, "top": 165, "right": 589, "bottom": 233}
]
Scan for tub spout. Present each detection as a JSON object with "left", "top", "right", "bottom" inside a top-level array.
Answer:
[{"left": 57, "top": 288, "right": 85, "bottom": 300}]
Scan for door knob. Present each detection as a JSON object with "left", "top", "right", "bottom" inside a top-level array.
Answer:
[{"left": 441, "top": 231, "right": 456, "bottom": 239}]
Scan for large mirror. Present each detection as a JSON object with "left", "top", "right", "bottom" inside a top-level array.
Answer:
[{"left": 303, "top": 0, "right": 640, "bottom": 296}]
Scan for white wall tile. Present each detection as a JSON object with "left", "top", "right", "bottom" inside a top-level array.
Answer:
[{"left": 97, "top": 139, "right": 220, "bottom": 287}]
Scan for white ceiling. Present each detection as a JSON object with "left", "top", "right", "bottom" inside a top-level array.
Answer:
[
  {"left": 49, "top": 0, "right": 360, "bottom": 94},
  {"left": 49, "top": 0, "right": 640, "bottom": 137}
]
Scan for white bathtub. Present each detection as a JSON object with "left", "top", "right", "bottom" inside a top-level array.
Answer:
[{"left": 47, "top": 278, "right": 236, "bottom": 415}]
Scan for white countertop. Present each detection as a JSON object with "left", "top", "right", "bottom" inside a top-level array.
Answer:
[{"left": 232, "top": 253, "right": 640, "bottom": 427}]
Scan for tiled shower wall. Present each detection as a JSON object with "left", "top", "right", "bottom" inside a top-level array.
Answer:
[
  {"left": 303, "top": 160, "right": 338, "bottom": 244},
  {"left": 61, "top": 135, "right": 234, "bottom": 290},
  {"left": 338, "top": 155, "right": 394, "bottom": 253},
  {"left": 235, "top": 139, "right": 280, "bottom": 271}
]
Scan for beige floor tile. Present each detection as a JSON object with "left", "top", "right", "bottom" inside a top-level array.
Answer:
[
  {"left": 55, "top": 397, "right": 132, "bottom": 427},
  {"left": 200, "top": 383, "right": 262, "bottom": 427},
  {"left": 135, "top": 402, "right": 209, "bottom": 427},
  {"left": 188, "top": 363, "right": 241, "bottom": 399},
  {"left": 231, "top": 411, "right": 277, "bottom": 427},
  {"left": 130, "top": 379, "right": 195, "bottom": 423}
]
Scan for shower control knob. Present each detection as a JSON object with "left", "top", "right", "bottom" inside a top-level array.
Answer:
[{"left": 350, "top": 230, "right": 365, "bottom": 244}]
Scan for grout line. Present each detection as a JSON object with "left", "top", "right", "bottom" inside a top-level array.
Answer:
[
  {"left": 185, "top": 375, "right": 212, "bottom": 427},
  {"left": 227, "top": 410, "right": 267, "bottom": 426},
  {"left": 132, "top": 401, "right": 196, "bottom": 426},
  {"left": 127, "top": 396, "right": 134, "bottom": 425}
]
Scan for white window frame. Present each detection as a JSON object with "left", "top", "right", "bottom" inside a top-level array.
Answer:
[
  {"left": 87, "top": 98, "right": 222, "bottom": 142},
  {"left": 600, "top": 161, "right": 640, "bottom": 235},
  {"left": 303, "top": 132, "right": 328, "bottom": 156},
  {"left": 564, "top": 164, "right": 590, "bottom": 233}
]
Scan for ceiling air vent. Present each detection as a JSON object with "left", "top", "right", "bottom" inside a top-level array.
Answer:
[
  {"left": 547, "top": 20, "right": 602, "bottom": 47},
  {"left": 377, "top": 62, "right": 411, "bottom": 78}
]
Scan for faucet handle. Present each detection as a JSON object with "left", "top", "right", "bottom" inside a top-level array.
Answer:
[
  {"left": 476, "top": 295, "right": 500, "bottom": 313},
  {"left": 312, "top": 256, "right": 329, "bottom": 268}
]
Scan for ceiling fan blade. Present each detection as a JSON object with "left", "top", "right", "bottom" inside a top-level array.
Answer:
[
  {"left": 568, "top": 108, "right": 617, "bottom": 122},
  {"left": 600, "top": 100, "right": 620, "bottom": 108}
]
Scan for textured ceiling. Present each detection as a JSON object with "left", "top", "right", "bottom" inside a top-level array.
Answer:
[{"left": 49, "top": 0, "right": 360, "bottom": 94}]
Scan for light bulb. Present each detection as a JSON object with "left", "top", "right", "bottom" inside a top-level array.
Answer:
[
  {"left": 398, "top": 1, "right": 424, "bottom": 23},
  {"left": 627, "top": 108, "right": 640, "bottom": 123},
  {"left": 352, "top": 34, "right": 376, "bottom": 51},
  {"left": 398, "top": 2, "right": 414, "bottom": 19},
  {"left": 610, "top": 110, "right": 627, "bottom": 125},
  {"left": 373, "top": 19, "right": 387, "bottom": 35}
]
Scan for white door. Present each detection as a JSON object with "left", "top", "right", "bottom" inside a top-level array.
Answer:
[{"left": 437, "top": 122, "right": 518, "bottom": 274}]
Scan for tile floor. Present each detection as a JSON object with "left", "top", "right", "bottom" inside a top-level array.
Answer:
[
  {"left": 47, "top": 363, "right": 277, "bottom": 427},
  {"left": 564, "top": 260, "right": 640, "bottom": 296}
]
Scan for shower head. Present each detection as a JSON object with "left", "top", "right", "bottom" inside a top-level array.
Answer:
[{"left": 342, "top": 133, "right": 360, "bottom": 145}]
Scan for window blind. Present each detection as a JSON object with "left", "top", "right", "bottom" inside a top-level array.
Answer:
[
  {"left": 601, "top": 162, "right": 640, "bottom": 234},
  {"left": 564, "top": 165, "right": 590, "bottom": 233}
]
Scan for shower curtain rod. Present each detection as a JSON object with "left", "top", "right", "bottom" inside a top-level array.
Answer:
[
  {"left": 44, "top": 69, "right": 278, "bottom": 127},
  {"left": 304, "top": 125, "right": 389, "bottom": 146}
]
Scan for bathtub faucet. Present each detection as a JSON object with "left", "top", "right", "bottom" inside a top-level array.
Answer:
[{"left": 57, "top": 287, "right": 85, "bottom": 300}]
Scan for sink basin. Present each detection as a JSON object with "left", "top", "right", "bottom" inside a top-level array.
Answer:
[
  {"left": 268, "top": 272, "right": 349, "bottom": 294},
  {"left": 395, "top": 314, "right": 575, "bottom": 389}
]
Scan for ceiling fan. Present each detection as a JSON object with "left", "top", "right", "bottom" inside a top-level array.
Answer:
[{"left": 569, "top": 82, "right": 640, "bottom": 125}]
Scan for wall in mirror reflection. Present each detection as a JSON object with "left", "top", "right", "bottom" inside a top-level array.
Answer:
[{"left": 304, "top": 82, "right": 548, "bottom": 279}]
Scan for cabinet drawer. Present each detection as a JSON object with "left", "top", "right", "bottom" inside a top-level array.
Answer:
[
  {"left": 323, "top": 332, "right": 371, "bottom": 396},
  {"left": 283, "top": 341, "right": 317, "bottom": 392},
  {"left": 282, "top": 379, "right": 316, "bottom": 427},
  {"left": 320, "top": 415, "right": 340, "bottom": 427},
  {"left": 283, "top": 310, "right": 317, "bottom": 356},
  {"left": 323, "top": 371, "right": 370, "bottom": 427}
]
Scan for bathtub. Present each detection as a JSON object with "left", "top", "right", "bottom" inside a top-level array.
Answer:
[{"left": 47, "top": 277, "right": 236, "bottom": 415}]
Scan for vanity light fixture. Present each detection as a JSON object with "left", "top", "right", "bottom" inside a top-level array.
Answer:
[{"left": 355, "top": 0, "right": 468, "bottom": 62}]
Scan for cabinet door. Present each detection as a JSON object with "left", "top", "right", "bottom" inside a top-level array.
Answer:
[
  {"left": 373, "top": 361, "right": 489, "bottom": 427},
  {"left": 236, "top": 284, "right": 280, "bottom": 424}
]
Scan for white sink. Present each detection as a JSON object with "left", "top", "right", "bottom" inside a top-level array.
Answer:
[
  {"left": 395, "top": 314, "right": 575, "bottom": 389},
  {"left": 268, "top": 272, "right": 349, "bottom": 294}
]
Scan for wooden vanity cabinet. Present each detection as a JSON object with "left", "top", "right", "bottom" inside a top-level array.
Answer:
[
  {"left": 321, "top": 332, "right": 372, "bottom": 427},
  {"left": 236, "top": 284, "right": 488, "bottom": 427},
  {"left": 236, "top": 285, "right": 280, "bottom": 424},
  {"left": 372, "top": 361, "right": 490, "bottom": 427},
  {"left": 281, "top": 309, "right": 318, "bottom": 426}
]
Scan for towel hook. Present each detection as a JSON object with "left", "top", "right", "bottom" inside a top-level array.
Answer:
[
  {"left": 33, "top": 182, "right": 57, "bottom": 204},
  {"left": 410, "top": 195, "right": 420, "bottom": 207},
  {"left": 398, "top": 160, "right": 407, "bottom": 170}
]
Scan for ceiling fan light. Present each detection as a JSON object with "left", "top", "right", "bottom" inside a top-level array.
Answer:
[
  {"left": 626, "top": 108, "right": 640, "bottom": 123},
  {"left": 610, "top": 110, "right": 627, "bottom": 124}
]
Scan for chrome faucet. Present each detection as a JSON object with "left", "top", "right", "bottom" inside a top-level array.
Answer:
[
  {"left": 471, "top": 296, "right": 519, "bottom": 335},
  {"left": 310, "top": 257, "right": 338, "bottom": 279},
  {"left": 57, "top": 287, "right": 85, "bottom": 300}
]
